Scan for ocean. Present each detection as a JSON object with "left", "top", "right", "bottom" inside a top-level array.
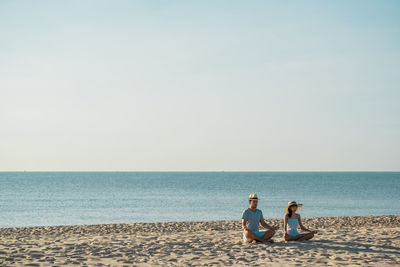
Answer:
[{"left": 0, "top": 172, "right": 399, "bottom": 228}]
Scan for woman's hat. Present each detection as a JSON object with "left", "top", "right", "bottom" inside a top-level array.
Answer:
[
  {"left": 248, "top": 194, "right": 259, "bottom": 200},
  {"left": 284, "top": 201, "right": 302, "bottom": 213}
]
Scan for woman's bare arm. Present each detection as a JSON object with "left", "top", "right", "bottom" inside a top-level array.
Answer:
[
  {"left": 284, "top": 214, "right": 288, "bottom": 234},
  {"left": 298, "top": 215, "right": 311, "bottom": 232}
]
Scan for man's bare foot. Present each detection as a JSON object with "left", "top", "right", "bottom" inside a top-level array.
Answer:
[{"left": 251, "top": 240, "right": 257, "bottom": 243}]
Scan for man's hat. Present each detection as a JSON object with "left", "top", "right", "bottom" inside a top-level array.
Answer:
[{"left": 248, "top": 194, "right": 259, "bottom": 200}]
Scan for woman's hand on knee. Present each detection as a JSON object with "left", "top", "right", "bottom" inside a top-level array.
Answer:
[{"left": 284, "top": 232, "right": 290, "bottom": 240}]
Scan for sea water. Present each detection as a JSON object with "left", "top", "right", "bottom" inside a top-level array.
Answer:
[{"left": 0, "top": 172, "right": 399, "bottom": 228}]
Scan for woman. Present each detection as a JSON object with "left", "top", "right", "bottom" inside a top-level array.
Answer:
[{"left": 284, "top": 201, "right": 317, "bottom": 241}]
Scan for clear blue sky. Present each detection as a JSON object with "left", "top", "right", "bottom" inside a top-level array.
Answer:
[{"left": 1, "top": 0, "right": 399, "bottom": 171}]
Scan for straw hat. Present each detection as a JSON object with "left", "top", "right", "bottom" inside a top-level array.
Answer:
[
  {"left": 248, "top": 194, "right": 259, "bottom": 200},
  {"left": 284, "top": 201, "right": 302, "bottom": 213}
]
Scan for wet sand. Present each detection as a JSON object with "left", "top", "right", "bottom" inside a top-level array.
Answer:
[{"left": 0, "top": 215, "right": 399, "bottom": 266}]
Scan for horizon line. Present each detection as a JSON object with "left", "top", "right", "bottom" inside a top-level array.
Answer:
[{"left": 1, "top": 170, "right": 399, "bottom": 173}]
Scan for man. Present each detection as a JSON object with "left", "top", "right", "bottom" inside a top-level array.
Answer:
[{"left": 241, "top": 194, "right": 279, "bottom": 243}]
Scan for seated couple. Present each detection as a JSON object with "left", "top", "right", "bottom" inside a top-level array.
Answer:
[{"left": 242, "top": 194, "right": 317, "bottom": 243}]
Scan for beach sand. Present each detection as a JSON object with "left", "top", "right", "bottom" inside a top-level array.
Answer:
[{"left": 0, "top": 215, "right": 399, "bottom": 266}]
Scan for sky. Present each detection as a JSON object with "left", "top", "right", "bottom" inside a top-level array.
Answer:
[{"left": 0, "top": 0, "right": 399, "bottom": 171}]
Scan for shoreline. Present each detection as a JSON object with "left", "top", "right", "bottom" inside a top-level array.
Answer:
[
  {"left": 1, "top": 215, "right": 399, "bottom": 234},
  {"left": 1, "top": 215, "right": 399, "bottom": 266}
]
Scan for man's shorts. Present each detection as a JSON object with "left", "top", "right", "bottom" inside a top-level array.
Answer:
[{"left": 243, "top": 230, "right": 265, "bottom": 242}]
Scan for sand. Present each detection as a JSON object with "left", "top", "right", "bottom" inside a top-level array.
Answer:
[{"left": 0, "top": 215, "right": 399, "bottom": 266}]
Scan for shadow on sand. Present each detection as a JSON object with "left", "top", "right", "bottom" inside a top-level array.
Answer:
[{"left": 266, "top": 239, "right": 400, "bottom": 255}]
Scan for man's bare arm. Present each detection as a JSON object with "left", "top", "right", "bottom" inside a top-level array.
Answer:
[
  {"left": 260, "top": 220, "right": 277, "bottom": 230},
  {"left": 242, "top": 219, "right": 248, "bottom": 231}
]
